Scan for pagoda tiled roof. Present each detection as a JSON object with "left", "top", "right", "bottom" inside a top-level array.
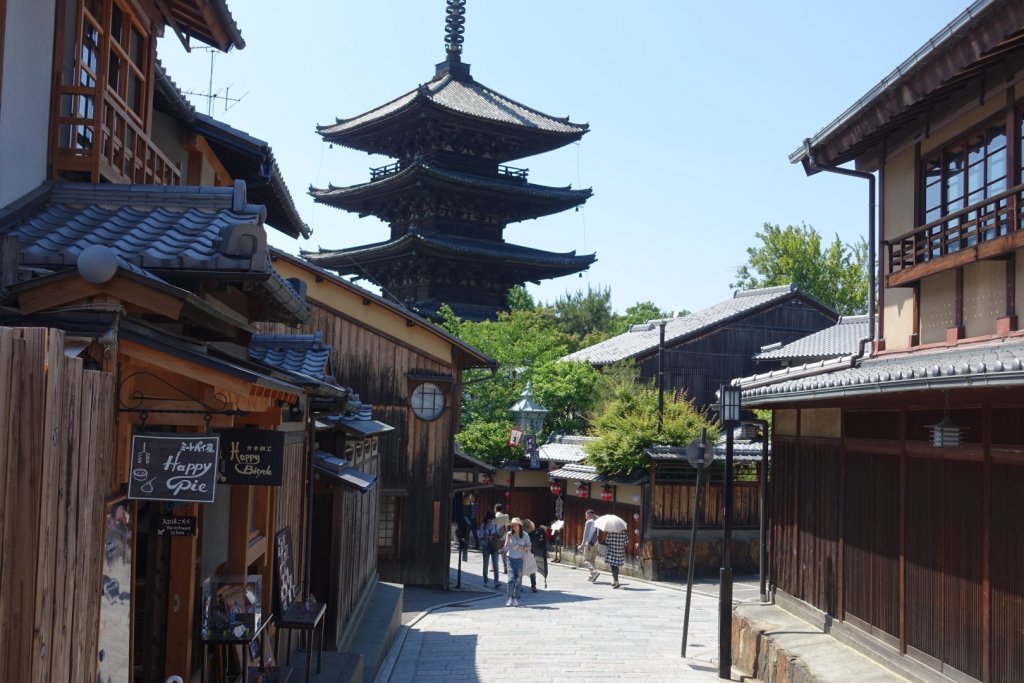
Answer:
[
  {"left": 317, "top": 72, "right": 587, "bottom": 145},
  {"left": 310, "top": 162, "right": 591, "bottom": 222},
  {"left": 304, "top": 231, "right": 596, "bottom": 272},
  {"left": 563, "top": 285, "right": 834, "bottom": 366},
  {"left": 755, "top": 315, "right": 872, "bottom": 362}
]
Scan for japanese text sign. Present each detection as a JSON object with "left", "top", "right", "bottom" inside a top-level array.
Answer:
[
  {"left": 128, "top": 433, "right": 219, "bottom": 503},
  {"left": 217, "top": 429, "right": 284, "bottom": 486}
]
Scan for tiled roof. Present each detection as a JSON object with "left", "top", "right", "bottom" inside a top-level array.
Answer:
[
  {"left": 168, "top": 0, "right": 244, "bottom": 51},
  {"left": 740, "top": 339, "right": 1024, "bottom": 404},
  {"left": 318, "top": 73, "right": 587, "bottom": 138},
  {"left": 755, "top": 315, "right": 872, "bottom": 361},
  {"left": 538, "top": 435, "right": 593, "bottom": 463},
  {"left": 2, "top": 182, "right": 268, "bottom": 272},
  {"left": 0, "top": 181, "right": 309, "bottom": 323},
  {"left": 305, "top": 231, "right": 596, "bottom": 270},
  {"left": 646, "top": 441, "right": 765, "bottom": 462},
  {"left": 310, "top": 162, "right": 591, "bottom": 221},
  {"left": 249, "top": 332, "right": 332, "bottom": 382},
  {"left": 315, "top": 394, "right": 394, "bottom": 436},
  {"left": 547, "top": 462, "right": 648, "bottom": 486},
  {"left": 313, "top": 451, "right": 377, "bottom": 492},
  {"left": 564, "top": 285, "right": 822, "bottom": 365}
]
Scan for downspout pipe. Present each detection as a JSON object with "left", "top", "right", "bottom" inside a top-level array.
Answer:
[{"left": 801, "top": 139, "right": 876, "bottom": 358}]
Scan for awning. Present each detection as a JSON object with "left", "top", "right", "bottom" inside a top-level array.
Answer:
[
  {"left": 548, "top": 463, "right": 648, "bottom": 486},
  {"left": 313, "top": 450, "right": 377, "bottom": 493}
]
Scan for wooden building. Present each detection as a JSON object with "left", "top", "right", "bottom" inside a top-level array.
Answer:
[
  {"left": 564, "top": 284, "right": 837, "bottom": 410},
  {"left": 304, "top": 0, "right": 595, "bottom": 321},
  {"left": 269, "top": 250, "right": 497, "bottom": 587},
  {"left": 0, "top": 2, "right": 381, "bottom": 680},
  {"left": 740, "top": 3, "right": 1024, "bottom": 681}
]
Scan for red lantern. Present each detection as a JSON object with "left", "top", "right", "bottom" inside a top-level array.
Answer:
[
  {"left": 575, "top": 481, "right": 588, "bottom": 498},
  {"left": 601, "top": 485, "right": 614, "bottom": 503},
  {"left": 550, "top": 480, "right": 562, "bottom": 496},
  {"left": 504, "top": 490, "right": 511, "bottom": 498}
]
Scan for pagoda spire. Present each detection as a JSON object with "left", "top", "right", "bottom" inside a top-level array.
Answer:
[
  {"left": 444, "top": 0, "right": 466, "bottom": 57},
  {"left": 437, "top": 0, "right": 471, "bottom": 79}
]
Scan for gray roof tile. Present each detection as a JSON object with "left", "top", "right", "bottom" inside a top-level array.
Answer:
[
  {"left": 319, "top": 74, "right": 587, "bottom": 137},
  {"left": 755, "top": 315, "right": 872, "bottom": 361},
  {"left": 538, "top": 435, "right": 594, "bottom": 463},
  {"left": 249, "top": 332, "right": 332, "bottom": 382},
  {"left": 564, "top": 285, "right": 816, "bottom": 365},
  {"left": 740, "top": 339, "right": 1024, "bottom": 403}
]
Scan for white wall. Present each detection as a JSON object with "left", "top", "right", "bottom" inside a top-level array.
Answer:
[{"left": 0, "top": 0, "right": 56, "bottom": 207}]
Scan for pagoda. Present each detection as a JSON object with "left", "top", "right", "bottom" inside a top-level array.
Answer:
[{"left": 305, "top": 0, "right": 596, "bottom": 321}]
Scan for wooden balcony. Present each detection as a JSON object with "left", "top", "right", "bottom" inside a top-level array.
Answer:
[
  {"left": 886, "top": 184, "right": 1024, "bottom": 287},
  {"left": 53, "top": 85, "right": 181, "bottom": 186}
]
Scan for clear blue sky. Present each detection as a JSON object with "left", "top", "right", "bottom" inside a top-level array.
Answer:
[{"left": 158, "top": 0, "right": 971, "bottom": 315}]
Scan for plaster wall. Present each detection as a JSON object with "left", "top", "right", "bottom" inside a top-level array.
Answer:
[
  {"left": 919, "top": 94, "right": 1003, "bottom": 159},
  {"left": 963, "top": 259, "right": 1005, "bottom": 338},
  {"left": 920, "top": 270, "right": 957, "bottom": 344},
  {"left": 882, "top": 147, "right": 916, "bottom": 241},
  {"left": 151, "top": 110, "right": 188, "bottom": 170},
  {"left": 883, "top": 287, "right": 915, "bottom": 350},
  {"left": 800, "top": 408, "right": 840, "bottom": 439},
  {"left": 0, "top": 0, "right": 55, "bottom": 207},
  {"left": 514, "top": 470, "right": 550, "bottom": 487},
  {"left": 1017, "top": 249, "right": 1024, "bottom": 321},
  {"left": 774, "top": 409, "right": 797, "bottom": 436}
]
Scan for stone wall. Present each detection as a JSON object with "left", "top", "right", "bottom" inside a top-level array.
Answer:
[{"left": 643, "top": 530, "right": 760, "bottom": 581}]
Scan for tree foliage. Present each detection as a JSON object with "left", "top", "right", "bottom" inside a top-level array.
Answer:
[
  {"left": 734, "top": 223, "right": 868, "bottom": 315},
  {"left": 585, "top": 377, "right": 718, "bottom": 475}
]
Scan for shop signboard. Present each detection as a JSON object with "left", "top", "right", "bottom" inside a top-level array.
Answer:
[
  {"left": 157, "top": 515, "right": 197, "bottom": 537},
  {"left": 128, "top": 433, "right": 219, "bottom": 503},
  {"left": 217, "top": 429, "right": 285, "bottom": 486}
]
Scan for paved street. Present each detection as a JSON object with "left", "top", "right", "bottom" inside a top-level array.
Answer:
[{"left": 377, "top": 548, "right": 762, "bottom": 682}]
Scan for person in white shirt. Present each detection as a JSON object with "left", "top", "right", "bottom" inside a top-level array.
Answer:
[{"left": 577, "top": 509, "right": 600, "bottom": 582}]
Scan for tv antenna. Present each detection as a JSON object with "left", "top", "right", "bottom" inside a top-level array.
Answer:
[{"left": 182, "top": 47, "right": 248, "bottom": 116}]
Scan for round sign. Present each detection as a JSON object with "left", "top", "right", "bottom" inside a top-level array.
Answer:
[{"left": 685, "top": 436, "right": 714, "bottom": 469}]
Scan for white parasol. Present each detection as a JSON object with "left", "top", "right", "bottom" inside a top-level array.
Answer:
[
  {"left": 549, "top": 520, "right": 565, "bottom": 532},
  {"left": 594, "top": 514, "right": 627, "bottom": 532},
  {"left": 494, "top": 512, "right": 510, "bottom": 528}
]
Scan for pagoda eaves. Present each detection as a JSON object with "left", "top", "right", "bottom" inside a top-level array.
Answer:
[
  {"left": 309, "top": 161, "right": 592, "bottom": 230},
  {"left": 316, "top": 72, "right": 588, "bottom": 163}
]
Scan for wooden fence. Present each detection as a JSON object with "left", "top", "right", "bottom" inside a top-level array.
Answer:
[
  {"left": 651, "top": 480, "right": 760, "bottom": 529},
  {"left": 0, "top": 327, "right": 115, "bottom": 683}
]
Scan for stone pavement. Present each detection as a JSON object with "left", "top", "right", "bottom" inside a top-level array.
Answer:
[{"left": 375, "top": 547, "right": 759, "bottom": 682}]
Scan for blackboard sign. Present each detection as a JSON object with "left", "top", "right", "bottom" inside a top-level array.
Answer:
[
  {"left": 158, "top": 515, "right": 197, "bottom": 537},
  {"left": 128, "top": 433, "right": 219, "bottom": 503},
  {"left": 217, "top": 429, "right": 284, "bottom": 486},
  {"left": 275, "top": 527, "right": 297, "bottom": 611}
]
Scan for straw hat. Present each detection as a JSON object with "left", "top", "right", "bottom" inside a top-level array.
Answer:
[{"left": 510, "top": 517, "right": 523, "bottom": 527}]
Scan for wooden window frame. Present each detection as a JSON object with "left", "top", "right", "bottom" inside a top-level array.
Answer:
[{"left": 378, "top": 495, "right": 400, "bottom": 557}]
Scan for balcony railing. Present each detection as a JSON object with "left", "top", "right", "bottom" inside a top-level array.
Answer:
[
  {"left": 370, "top": 161, "right": 402, "bottom": 181},
  {"left": 886, "top": 183, "right": 1024, "bottom": 286},
  {"left": 368, "top": 161, "right": 530, "bottom": 183},
  {"left": 498, "top": 165, "right": 528, "bottom": 182},
  {"left": 53, "top": 84, "right": 181, "bottom": 186}
]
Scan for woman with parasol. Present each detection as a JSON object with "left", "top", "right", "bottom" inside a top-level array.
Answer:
[{"left": 594, "top": 514, "right": 628, "bottom": 588}]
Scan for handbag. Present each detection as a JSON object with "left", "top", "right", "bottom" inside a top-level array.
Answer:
[
  {"left": 596, "top": 542, "right": 607, "bottom": 558},
  {"left": 488, "top": 535, "right": 502, "bottom": 552}
]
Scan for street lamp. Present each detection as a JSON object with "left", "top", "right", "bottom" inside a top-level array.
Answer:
[
  {"left": 509, "top": 381, "right": 548, "bottom": 435},
  {"left": 716, "top": 384, "right": 742, "bottom": 679}
]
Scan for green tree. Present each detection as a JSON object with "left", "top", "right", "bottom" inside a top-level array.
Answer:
[
  {"left": 586, "top": 377, "right": 718, "bottom": 475},
  {"left": 553, "top": 286, "right": 615, "bottom": 342},
  {"left": 734, "top": 223, "right": 868, "bottom": 315},
  {"left": 506, "top": 285, "right": 536, "bottom": 311},
  {"left": 532, "top": 359, "right": 603, "bottom": 435}
]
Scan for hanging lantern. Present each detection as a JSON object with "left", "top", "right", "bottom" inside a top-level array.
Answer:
[
  {"left": 479, "top": 472, "right": 492, "bottom": 485},
  {"left": 550, "top": 480, "right": 562, "bottom": 496},
  {"left": 928, "top": 413, "right": 962, "bottom": 448},
  {"left": 504, "top": 490, "right": 511, "bottom": 498},
  {"left": 601, "top": 485, "right": 614, "bottom": 503},
  {"left": 575, "top": 481, "right": 588, "bottom": 498}
]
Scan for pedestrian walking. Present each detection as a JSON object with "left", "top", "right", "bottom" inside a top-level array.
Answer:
[
  {"left": 521, "top": 519, "right": 548, "bottom": 592},
  {"left": 479, "top": 511, "right": 502, "bottom": 588},
  {"left": 605, "top": 529, "right": 628, "bottom": 588},
  {"left": 577, "top": 509, "right": 600, "bottom": 582},
  {"left": 494, "top": 503, "right": 509, "bottom": 574},
  {"left": 504, "top": 517, "right": 531, "bottom": 606}
]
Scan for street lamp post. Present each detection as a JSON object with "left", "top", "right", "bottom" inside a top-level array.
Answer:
[
  {"left": 717, "top": 384, "right": 742, "bottom": 680},
  {"left": 509, "top": 382, "right": 548, "bottom": 470}
]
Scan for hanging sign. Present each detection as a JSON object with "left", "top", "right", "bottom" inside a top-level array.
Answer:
[
  {"left": 157, "top": 515, "right": 197, "bottom": 537},
  {"left": 508, "top": 427, "right": 524, "bottom": 447},
  {"left": 128, "top": 433, "right": 219, "bottom": 503},
  {"left": 217, "top": 429, "right": 285, "bottom": 486}
]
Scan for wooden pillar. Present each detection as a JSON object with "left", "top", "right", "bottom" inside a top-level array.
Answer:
[
  {"left": 164, "top": 503, "right": 199, "bottom": 678},
  {"left": 898, "top": 409, "right": 908, "bottom": 653},
  {"left": 837, "top": 409, "right": 846, "bottom": 620},
  {"left": 982, "top": 405, "right": 992, "bottom": 681}
]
